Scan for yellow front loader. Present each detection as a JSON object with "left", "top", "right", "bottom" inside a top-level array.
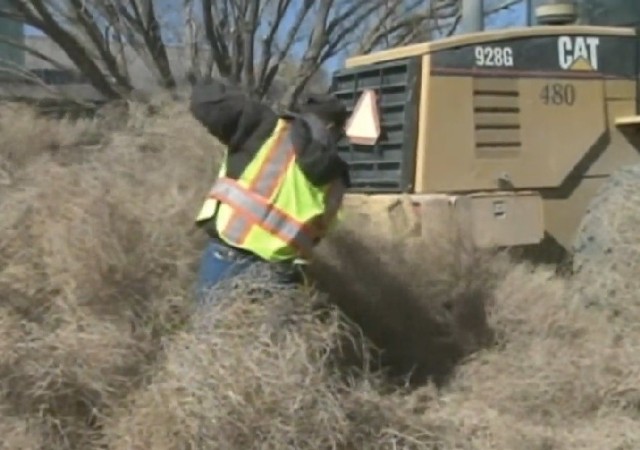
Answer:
[{"left": 329, "top": 1, "right": 640, "bottom": 269}]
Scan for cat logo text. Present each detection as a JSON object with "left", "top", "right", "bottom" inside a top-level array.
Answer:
[{"left": 557, "top": 36, "right": 600, "bottom": 71}]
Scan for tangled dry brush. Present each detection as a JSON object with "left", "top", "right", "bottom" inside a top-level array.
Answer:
[{"left": 0, "top": 99, "right": 638, "bottom": 449}]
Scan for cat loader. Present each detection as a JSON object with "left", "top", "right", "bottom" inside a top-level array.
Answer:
[{"left": 328, "top": 1, "right": 640, "bottom": 270}]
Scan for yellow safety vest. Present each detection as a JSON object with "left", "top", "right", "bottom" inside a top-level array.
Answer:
[{"left": 195, "top": 118, "right": 346, "bottom": 262}]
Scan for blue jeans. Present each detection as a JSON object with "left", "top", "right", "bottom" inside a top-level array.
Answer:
[{"left": 196, "top": 238, "right": 306, "bottom": 305}]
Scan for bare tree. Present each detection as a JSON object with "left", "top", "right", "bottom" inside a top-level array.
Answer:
[
  {"left": 0, "top": 0, "right": 523, "bottom": 106},
  {"left": 198, "top": 0, "right": 443, "bottom": 104}
]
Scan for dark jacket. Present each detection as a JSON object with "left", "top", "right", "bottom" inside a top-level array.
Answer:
[
  {"left": 190, "top": 79, "right": 350, "bottom": 187},
  {"left": 190, "top": 79, "right": 350, "bottom": 237}
]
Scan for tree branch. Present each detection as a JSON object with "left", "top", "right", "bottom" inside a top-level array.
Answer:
[
  {"left": 67, "top": 0, "right": 132, "bottom": 90},
  {"left": 241, "top": 0, "right": 260, "bottom": 89},
  {"left": 120, "top": 0, "right": 175, "bottom": 88},
  {"left": 8, "top": 0, "right": 124, "bottom": 99},
  {"left": 201, "top": 0, "right": 232, "bottom": 77},
  {"left": 256, "top": 0, "right": 313, "bottom": 97}
]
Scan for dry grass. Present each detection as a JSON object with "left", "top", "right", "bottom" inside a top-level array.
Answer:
[{"left": 0, "top": 100, "right": 638, "bottom": 449}]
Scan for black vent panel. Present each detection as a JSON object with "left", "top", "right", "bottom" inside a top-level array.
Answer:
[{"left": 330, "top": 57, "right": 421, "bottom": 193}]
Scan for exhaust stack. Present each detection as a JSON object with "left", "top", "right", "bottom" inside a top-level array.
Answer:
[
  {"left": 461, "top": 0, "right": 484, "bottom": 33},
  {"left": 535, "top": 0, "right": 577, "bottom": 25}
]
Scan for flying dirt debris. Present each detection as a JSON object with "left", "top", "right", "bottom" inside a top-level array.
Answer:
[{"left": 0, "top": 2, "right": 639, "bottom": 450}]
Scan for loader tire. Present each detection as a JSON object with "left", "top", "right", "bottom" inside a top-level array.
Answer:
[
  {"left": 571, "top": 163, "right": 640, "bottom": 317},
  {"left": 572, "top": 163, "right": 640, "bottom": 276}
]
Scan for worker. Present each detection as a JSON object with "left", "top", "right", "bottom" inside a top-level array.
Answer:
[{"left": 189, "top": 78, "right": 351, "bottom": 304}]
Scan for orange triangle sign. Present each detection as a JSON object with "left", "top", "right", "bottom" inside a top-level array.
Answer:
[{"left": 345, "top": 89, "right": 381, "bottom": 146}]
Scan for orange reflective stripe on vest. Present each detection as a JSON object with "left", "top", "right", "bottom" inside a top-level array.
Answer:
[
  {"left": 250, "top": 127, "right": 293, "bottom": 196},
  {"left": 216, "top": 125, "right": 295, "bottom": 245},
  {"left": 209, "top": 177, "right": 317, "bottom": 253}
]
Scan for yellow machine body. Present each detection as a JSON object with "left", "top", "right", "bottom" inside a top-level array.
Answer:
[{"left": 330, "top": 25, "right": 640, "bottom": 251}]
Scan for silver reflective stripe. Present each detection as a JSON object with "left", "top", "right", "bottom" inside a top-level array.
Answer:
[
  {"left": 208, "top": 122, "right": 345, "bottom": 253},
  {"left": 211, "top": 178, "right": 314, "bottom": 251},
  {"left": 261, "top": 206, "right": 315, "bottom": 250},
  {"left": 211, "top": 125, "right": 294, "bottom": 243},
  {"left": 251, "top": 129, "right": 294, "bottom": 197},
  {"left": 222, "top": 214, "right": 249, "bottom": 243}
]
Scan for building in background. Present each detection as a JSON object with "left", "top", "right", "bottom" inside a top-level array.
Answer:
[
  {"left": 0, "top": 32, "right": 193, "bottom": 102},
  {"left": 0, "top": 0, "right": 191, "bottom": 103},
  {"left": 0, "top": 0, "right": 25, "bottom": 79}
]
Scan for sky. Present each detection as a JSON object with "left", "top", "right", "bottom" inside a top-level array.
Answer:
[{"left": 22, "top": 0, "right": 529, "bottom": 73}]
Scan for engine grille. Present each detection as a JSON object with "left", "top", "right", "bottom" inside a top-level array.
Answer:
[{"left": 330, "top": 57, "right": 421, "bottom": 193}]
